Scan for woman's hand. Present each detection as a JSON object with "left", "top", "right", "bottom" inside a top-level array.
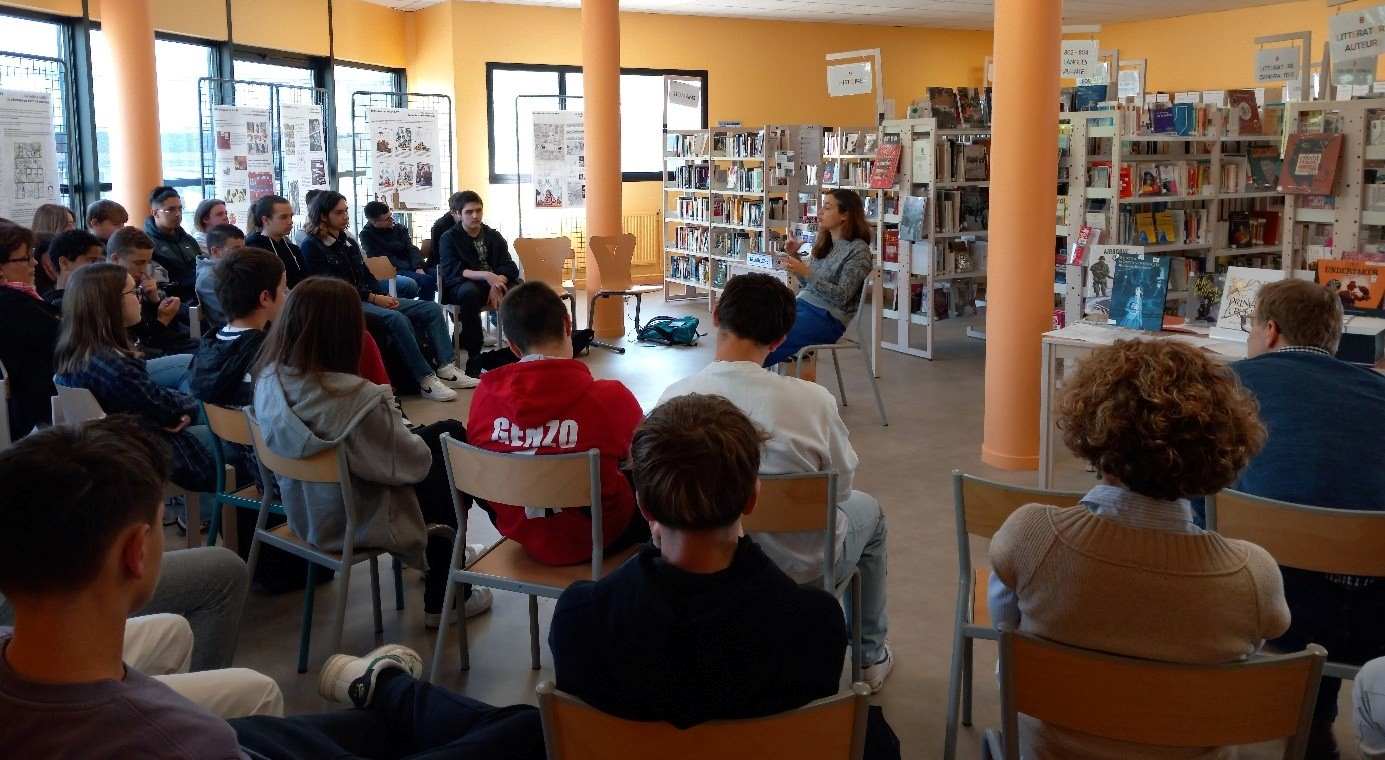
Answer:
[
  {"left": 778, "top": 252, "right": 810, "bottom": 278},
  {"left": 784, "top": 237, "right": 804, "bottom": 255},
  {"left": 371, "top": 293, "right": 400, "bottom": 309}
]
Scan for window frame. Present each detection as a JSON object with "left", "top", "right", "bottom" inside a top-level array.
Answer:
[{"left": 485, "top": 61, "right": 708, "bottom": 184}]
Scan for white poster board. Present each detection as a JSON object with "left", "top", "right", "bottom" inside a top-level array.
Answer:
[
  {"left": 0, "top": 89, "right": 60, "bottom": 223},
  {"left": 1330, "top": 6, "right": 1385, "bottom": 64},
  {"left": 1060, "top": 40, "right": 1100, "bottom": 79},
  {"left": 1118, "top": 69, "right": 1142, "bottom": 99},
  {"left": 367, "top": 107, "right": 440, "bottom": 210},
  {"left": 827, "top": 61, "right": 873, "bottom": 97},
  {"left": 532, "top": 111, "right": 586, "bottom": 209},
  {"left": 213, "top": 105, "right": 274, "bottom": 226},
  {"left": 277, "top": 103, "right": 329, "bottom": 215},
  {"left": 667, "top": 80, "right": 701, "bottom": 110},
  {"left": 1255, "top": 47, "right": 1301, "bottom": 82}
]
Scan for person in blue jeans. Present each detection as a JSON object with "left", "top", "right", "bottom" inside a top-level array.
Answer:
[
  {"left": 765, "top": 188, "right": 874, "bottom": 373},
  {"left": 299, "top": 191, "right": 476, "bottom": 402},
  {"left": 359, "top": 200, "right": 436, "bottom": 302}
]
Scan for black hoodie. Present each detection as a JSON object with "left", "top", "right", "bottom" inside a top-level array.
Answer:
[{"left": 144, "top": 217, "right": 202, "bottom": 301}]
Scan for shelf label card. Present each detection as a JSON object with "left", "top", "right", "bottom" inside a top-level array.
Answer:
[
  {"left": 667, "top": 79, "right": 701, "bottom": 110},
  {"left": 827, "top": 61, "right": 873, "bottom": 97},
  {"left": 1331, "top": 7, "right": 1385, "bottom": 63},
  {"left": 1060, "top": 40, "right": 1100, "bottom": 79},
  {"left": 1118, "top": 69, "right": 1141, "bottom": 99},
  {"left": 1256, "top": 47, "right": 1300, "bottom": 82}
]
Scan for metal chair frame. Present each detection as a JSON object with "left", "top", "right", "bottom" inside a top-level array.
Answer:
[{"left": 788, "top": 271, "right": 887, "bottom": 427}]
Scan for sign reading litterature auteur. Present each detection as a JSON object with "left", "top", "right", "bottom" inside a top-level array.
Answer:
[
  {"left": 1256, "top": 47, "right": 1301, "bottom": 82},
  {"left": 1330, "top": 7, "right": 1385, "bottom": 63},
  {"left": 1060, "top": 40, "right": 1100, "bottom": 80},
  {"left": 826, "top": 61, "right": 873, "bottom": 97}
]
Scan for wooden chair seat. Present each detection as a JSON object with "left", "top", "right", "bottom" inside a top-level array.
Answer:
[
  {"left": 460, "top": 538, "right": 639, "bottom": 597},
  {"left": 260, "top": 522, "right": 391, "bottom": 571}
]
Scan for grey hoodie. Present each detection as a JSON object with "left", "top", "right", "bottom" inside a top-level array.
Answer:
[{"left": 252, "top": 366, "right": 431, "bottom": 568}]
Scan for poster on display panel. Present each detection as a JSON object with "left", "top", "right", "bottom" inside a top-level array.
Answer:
[
  {"left": 532, "top": 110, "right": 585, "bottom": 209},
  {"left": 212, "top": 105, "right": 274, "bottom": 226},
  {"left": 0, "top": 89, "right": 60, "bottom": 223},
  {"left": 367, "top": 107, "right": 439, "bottom": 210},
  {"left": 278, "top": 103, "right": 330, "bottom": 214}
]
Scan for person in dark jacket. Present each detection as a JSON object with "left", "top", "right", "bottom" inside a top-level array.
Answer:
[
  {"left": 428, "top": 192, "right": 467, "bottom": 268},
  {"left": 193, "top": 224, "right": 246, "bottom": 335},
  {"left": 245, "top": 194, "right": 308, "bottom": 289},
  {"left": 108, "top": 226, "right": 198, "bottom": 361},
  {"left": 1233, "top": 278, "right": 1385, "bottom": 757},
  {"left": 550, "top": 393, "right": 848, "bottom": 728},
  {"left": 438, "top": 191, "right": 521, "bottom": 376},
  {"left": 0, "top": 220, "right": 60, "bottom": 442},
  {"left": 189, "top": 247, "right": 286, "bottom": 409},
  {"left": 42, "top": 228, "right": 105, "bottom": 310},
  {"left": 359, "top": 200, "right": 435, "bottom": 301},
  {"left": 144, "top": 187, "right": 203, "bottom": 302}
]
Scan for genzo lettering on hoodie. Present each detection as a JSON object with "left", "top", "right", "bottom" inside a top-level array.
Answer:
[{"left": 491, "top": 417, "right": 579, "bottom": 449}]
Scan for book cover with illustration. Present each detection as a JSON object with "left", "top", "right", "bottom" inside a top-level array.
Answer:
[
  {"left": 1281, "top": 133, "right": 1344, "bottom": 195},
  {"left": 899, "top": 195, "right": 927, "bottom": 242},
  {"left": 911, "top": 138, "right": 932, "bottom": 181},
  {"left": 1067, "top": 224, "right": 1101, "bottom": 265},
  {"left": 928, "top": 87, "right": 961, "bottom": 129},
  {"left": 1318, "top": 258, "right": 1385, "bottom": 315},
  {"left": 1247, "top": 144, "right": 1282, "bottom": 191},
  {"left": 1211, "top": 267, "right": 1287, "bottom": 342},
  {"left": 1227, "top": 89, "right": 1262, "bottom": 135},
  {"left": 869, "top": 140, "right": 902, "bottom": 189},
  {"left": 1107, "top": 255, "right": 1173, "bottom": 331}
]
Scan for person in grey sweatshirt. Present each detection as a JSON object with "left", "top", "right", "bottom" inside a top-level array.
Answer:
[
  {"left": 250, "top": 276, "right": 490, "bottom": 627},
  {"left": 765, "top": 188, "right": 874, "bottom": 367}
]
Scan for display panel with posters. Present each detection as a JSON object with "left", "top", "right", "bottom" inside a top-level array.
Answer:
[
  {"left": 367, "top": 107, "right": 440, "bottom": 210},
  {"left": 0, "top": 89, "right": 60, "bottom": 222},
  {"left": 532, "top": 110, "right": 585, "bottom": 209},
  {"left": 213, "top": 105, "right": 274, "bottom": 225},
  {"left": 278, "top": 102, "right": 330, "bottom": 214}
]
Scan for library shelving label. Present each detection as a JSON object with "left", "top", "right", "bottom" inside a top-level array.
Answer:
[
  {"left": 1060, "top": 40, "right": 1100, "bottom": 79},
  {"left": 1255, "top": 48, "right": 1300, "bottom": 83},
  {"left": 668, "top": 80, "right": 701, "bottom": 110},
  {"left": 1330, "top": 7, "right": 1385, "bottom": 63},
  {"left": 827, "top": 62, "right": 873, "bottom": 97}
]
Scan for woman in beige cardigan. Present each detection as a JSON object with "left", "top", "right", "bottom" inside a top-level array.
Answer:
[{"left": 989, "top": 339, "right": 1291, "bottom": 759}]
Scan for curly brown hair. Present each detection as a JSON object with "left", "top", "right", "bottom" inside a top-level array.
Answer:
[{"left": 1057, "top": 340, "right": 1266, "bottom": 501}]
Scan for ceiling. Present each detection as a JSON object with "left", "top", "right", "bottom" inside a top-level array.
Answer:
[{"left": 360, "top": 0, "right": 1293, "bottom": 29}]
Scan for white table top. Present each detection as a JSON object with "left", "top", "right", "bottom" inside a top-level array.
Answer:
[{"left": 1043, "top": 322, "right": 1248, "bottom": 360}]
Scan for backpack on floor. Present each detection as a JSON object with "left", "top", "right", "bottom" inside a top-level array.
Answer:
[{"left": 636, "top": 315, "right": 702, "bottom": 347}]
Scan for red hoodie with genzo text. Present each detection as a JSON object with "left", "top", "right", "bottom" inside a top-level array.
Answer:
[{"left": 466, "top": 357, "right": 643, "bottom": 566}]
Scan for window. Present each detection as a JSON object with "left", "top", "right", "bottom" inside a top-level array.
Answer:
[
  {"left": 0, "top": 12, "right": 62, "bottom": 58},
  {"left": 334, "top": 62, "right": 403, "bottom": 219},
  {"left": 0, "top": 11, "right": 70, "bottom": 207},
  {"left": 91, "top": 32, "right": 216, "bottom": 229},
  {"left": 232, "top": 58, "right": 316, "bottom": 108},
  {"left": 486, "top": 63, "right": 706, "bottom": 184}
]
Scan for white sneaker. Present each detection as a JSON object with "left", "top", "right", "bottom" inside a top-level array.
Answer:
[
  {"left": 319, "top": 644, "right": 423, "bottom": 707},
  {"left": 434, "top": 362, "right": 480, "bottom": 390},
  {"left": 424, "top": 588, "right": 494, "bottom": 628},
  {"left": 862, "top": 642, "right": 895, "bottom": 693},
  {"left": 418, "top": 375, "right": 458, "bottom": 402},
  {"left": 390, "top": 396, "right": 415, "bottom": 428}
]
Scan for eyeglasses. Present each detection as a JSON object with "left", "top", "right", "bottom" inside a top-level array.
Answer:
[
  {"left": 158, "top": 206, "right": 184, "bottom": 214},
  {"left": 3, "top": 255, "right": 34, "bottom": 265},
  {"left": 122, "top": 286, "right": 139, "bottom": 297}
]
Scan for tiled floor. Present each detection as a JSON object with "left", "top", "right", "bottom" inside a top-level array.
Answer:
[{"left": 215, "top": 292, "right": 1360, "bottom": 759}]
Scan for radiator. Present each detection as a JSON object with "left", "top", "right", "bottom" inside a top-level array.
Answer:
[{"left": 556, "top": 212, "right": 662, "bottom": 278}]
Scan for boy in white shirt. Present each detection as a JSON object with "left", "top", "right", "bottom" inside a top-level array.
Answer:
[{"left": 656, "top": 272, "right": 893, "bottom": 691}]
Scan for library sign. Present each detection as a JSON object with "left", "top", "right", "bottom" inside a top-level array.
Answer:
[
  {"left": 1255, "top": 48, "right": 1299, "bottom": 83},
  {"left": 1330, "top": 7, "right": 1385, "bottom": 63},
  {"left": 827, "top": 62, "right": 873, "bottom": 97},
  {"left": 1060, "top": 40, "right": 1100, "bottom": 80}
]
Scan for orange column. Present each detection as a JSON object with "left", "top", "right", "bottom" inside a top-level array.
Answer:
[
  {"left": 981, "top": 0, "right": 1061, "bottom": 470},
  {"left": 103, "top": 0, "right": 163, "bottom": 216},
  {"left": 581, "top": 0, "right": 623, "bottom": 337}
]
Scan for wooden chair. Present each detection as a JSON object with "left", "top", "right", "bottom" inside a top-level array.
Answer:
[
  {"left": 202, "top": 402, "right": 262, "bottom": 552},
  {"left": 1207, "top": 489, "right": 1385, "bottom": 682},
  {"left": 0, "top": 359, "right": 11, "bottom": 450},
  {"left": 244, "top": 412, "right": 401, "bottom": 673},
  {"left": 514, "top": 236, "right": 577, "bottom": 320},
  {"left": 586, "top": 233, "right": 659, "bottom": 355},
  {"left": 943, "top": 471, "right": 1086, "bottom": 760},
  {"left": 982, "top": 630, "right": 1325, "bottom": 760},
  {"left": 742, "top": 472, "right": 863, "bottom": 683},
  {"left": 428, "top": 436, "right": 639, "bottom": 679},
  {"left": 537, "top": 681, "right": 872, "bottom": 760},
  {"left": 365, "top": 255, "right": 398, "bottom": 297},
  {"left": 788, "top": 270, "right": 887, "bottom": 427}
]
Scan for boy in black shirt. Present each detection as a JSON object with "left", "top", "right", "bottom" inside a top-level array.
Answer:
[
  {"left": 188, "top": 247, "right": 287, "bottom": 408},
  {"left": 359, "top": 200, "right": 435, "bottom": 301}
]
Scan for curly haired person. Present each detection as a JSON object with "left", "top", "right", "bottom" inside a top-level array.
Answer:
[{"left": 987, "top": 340, "right": 1290, "bottom": 760}]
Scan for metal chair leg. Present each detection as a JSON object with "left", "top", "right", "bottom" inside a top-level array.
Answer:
[
  {"left": 327, "top": 561, "right": 353, "bottom": 663},
  {"left": 369, "top": 556, "right": 384, "bottom": 635},
  {"left": 207, "top": 499, "right": 222, "bottom": 547},
  {"left": 943, "top": 622, "right": 966, "bottom": 760},
  {"left": 832, "top": 349, "right": 847, "bottom": 406},
  {"left": 588, "top": 293, "right": 626, "bottom": 354},
  {"left": 428, "top": 572, "right": 459, "bottom": 681},
  {"left": 297, "top": 564, "right": 318, "bottom": 674},
  {"left": 529, "top": 594, "right": 541, "bottom": 670},
  {"left": 392, "top": 556, "right": 405, "bottom": 611},
  {"left": 961, "top": 636, "right": 975, "bottom": 726}
]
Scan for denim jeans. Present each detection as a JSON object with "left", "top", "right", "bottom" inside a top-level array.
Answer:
[
  {"left": 398, "top": 268, "right": 437, "bottom": 301},
  {"left": 832, "top": 490, "right": 889, "bottom": 662},
  {"left": 147, "top": 353, "right": 194, "bottom": 393},
  {"left": 381, "top": 275, "right": 421, "bottom": 299},
  {"left": 363, "top": 299, "right": 455, "bottom": 382},
  {"left": 765, "top": 299, "right": 847, "bottom": 367}
]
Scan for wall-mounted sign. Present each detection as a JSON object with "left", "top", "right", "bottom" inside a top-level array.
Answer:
[
  {"left": 1330, "top": 6, "right": 1385, "bottom": 63},
  {"left": 1060, "top": 40, "right": 1100, "bottom": 79},
  {"left": 827, "top": 61, "right": 873, "bottom": 97},
  {"left": 667, "top": 79, "right": 701, "bottom": 109},
  {"left": 1255, "top": 47, "right": 1300, "bottom": 82}
]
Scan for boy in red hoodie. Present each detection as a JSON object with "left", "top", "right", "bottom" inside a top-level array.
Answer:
[{"left": 467, "top": 281, "right": 647, "bottom": 565}]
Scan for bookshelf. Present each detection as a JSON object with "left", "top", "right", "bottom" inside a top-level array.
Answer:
[
  {"left": 1057, "top": 106, "right": 1287, "bottom": 325},
  {"left": 661, "top": 126, "right": 814, "bottom": 309},
  {"left": 875, "top": 118, "right": 990, "bottom": 360}
]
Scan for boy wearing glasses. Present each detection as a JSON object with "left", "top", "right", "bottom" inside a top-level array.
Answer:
[{"left": 144, "top": 187, "right": 202, "bottom": 302}]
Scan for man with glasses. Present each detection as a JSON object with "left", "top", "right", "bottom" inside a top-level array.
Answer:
[{"left": 144, "top": 187, "right": 202, "bottom": 303}]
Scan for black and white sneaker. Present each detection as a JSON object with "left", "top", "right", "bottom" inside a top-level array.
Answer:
[{"left": 319, "top": 644, "right": 423, "bottom": 708}]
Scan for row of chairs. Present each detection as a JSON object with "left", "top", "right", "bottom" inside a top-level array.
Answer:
[{"left": 946, "top": 471, "right": 1384, "bottom": 759}]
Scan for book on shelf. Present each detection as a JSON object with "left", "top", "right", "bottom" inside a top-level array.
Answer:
[
  {"left": 961, "top": 142, "right": 990, "bottom": 181},
  {"left": 882, "top": 228, "right": 900, "bottom": 262},
  {"left": 1072, "top": 84, "right": 1107, "bottom": 112},
  {"left": 1150, "top": 107, "right": 1175, "bottom": 134},
  {"left": 1246, "top": 144, "right": 1282, "bottom": 191},
  {"left": 1318, "top": 259, "right": 1385, "bottom": 315},
  {"left": 863, "top": 133, "right": 879, "bottom": 154},
  {"left": 869, "top": 140, "right": 903, "bottom": 189},
  {"left": 1173, "top": 103, "right": 1198, "bottom": 136},
  {"left": 911, "top": 138, "right": 932, "bottom": 181},
  {"left": 958, "top": 87, "right": 986, "bottom": 127},
  {"left": 1227, "top": 89, "right": 1262, "bottom": 135},
  {"left": 1280, "top": 133, "right": 1343, "bottom": 195},
  {"left": 1107, "top": 254, "right": 1173, "bottom": 331},
  {"left": 899, "top": 196, "right": 927, "bottom": 241},
  {"left": 1068, "top": 224, "right": 1101, "bottom": 265},
  {"left": 1211, "top": 267, "right": 1288, "bottom": 342},
  {"left": 928, "top": 87, "right": 961, "bottom": 129}
]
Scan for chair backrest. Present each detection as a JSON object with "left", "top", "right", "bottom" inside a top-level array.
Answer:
[
  {"left": 364, "top": 255, "right": 397, "bottom": 281},
  {"left": 741, "top": 472, "right": 838, "bottom": 587},
  {"left": 537, "top": 681, "right": 871, "bottom": 760},
  {"left": 203, "top": 402, "right": 252, "bottom": 446},
  {"left": 587, "top": 233, "right": 637, "bottom": 291},
  {"left": 952, "top": 470, "right": 1085, "bottom": 580},
  {"left": 244, "top": 412, "right": 342, "bottom": 484},
  {"left": 1207, "top": 490, "right": 1385, "bottom": 577},
  {"left": 514, "top": 236, "right": 574, "bottom": 293},
  {"left": 995, "top": 630, "right": 1323, "bottom": 758},
  {"left": 53, "top": 384, "right": 107, "bottom": 425}
]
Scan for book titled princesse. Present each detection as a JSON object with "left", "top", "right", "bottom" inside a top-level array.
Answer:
[{"left": 1280, "top": 133, "right": 1344, "bottom": 195}]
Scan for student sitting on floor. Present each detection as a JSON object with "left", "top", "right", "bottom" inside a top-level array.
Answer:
[
  {"left": 108, "top": 225, "right": 199, "bottom": 360},
  {"left": 550, "top": 393, "right": 849, "bottom": 724},
  {"left": 467, "top": 281, "right": 647, "bottom": 566},
  {"left": 194, "top": 223, "right": 246, "bottom": 333},
  {"left": 54, "top": 263, "right": 216, "bottom": 494},
  {"left": 988, "top": 339, "right": 1289, "bottom": 760},
  {"left": 657, "top": 272, "right": 894, "bottom": 691},
  {"left": 0, "top": 417, "right": 282, "bottom": 760},
  {"left": 250, "top": 277, "right": 490, "bottom": 626}
]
